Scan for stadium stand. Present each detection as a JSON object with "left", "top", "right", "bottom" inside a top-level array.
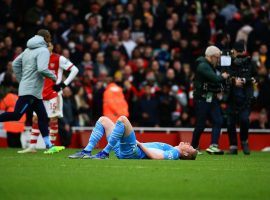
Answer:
[{"left": 1, "top": 0, "right": 270, "bottom": 149}]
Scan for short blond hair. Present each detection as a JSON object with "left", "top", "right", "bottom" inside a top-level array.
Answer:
[{"left": 205, "top": 46, "right": 221, "bottom": 56}]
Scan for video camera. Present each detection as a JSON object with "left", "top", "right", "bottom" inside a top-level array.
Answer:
[{"left": 220, "top": 40, "right": 246, "bottom": 68}]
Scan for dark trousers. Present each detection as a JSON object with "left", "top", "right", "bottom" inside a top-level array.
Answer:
[
  {"left": 191, "top": 99, "right": 223, "bottom": 149},
  {"left": 7, "top": 132, "right": 22, "bottom": 148},
  {"left": 59, "top": 119, "right": 72, "bottom": 147},
  {"left": 227, "top": 106, "right": 250, "bottom": 146},
  {"left": 0, "top": 95, "right": 49, "bottom": 137}
]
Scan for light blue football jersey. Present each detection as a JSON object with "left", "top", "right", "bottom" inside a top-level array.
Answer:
[{"left": 138, "top": 142, "right": 180, "bottom": 160}]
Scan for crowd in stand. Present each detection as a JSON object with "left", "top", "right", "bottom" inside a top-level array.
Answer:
[{"left": 0, "top": 0, "right": 270, "bottom": 128}]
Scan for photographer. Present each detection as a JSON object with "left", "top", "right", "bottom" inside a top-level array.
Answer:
[
  {"left": 226, "top": 41, "right": 257, "bottom": 155},
  {"left": 191, "top": 46, "right": 229, "bottom": 155}
]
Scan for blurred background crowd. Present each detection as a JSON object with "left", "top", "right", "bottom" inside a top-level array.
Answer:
[{"left": 0, "top": 0, "right": 270, "bottom": 128}]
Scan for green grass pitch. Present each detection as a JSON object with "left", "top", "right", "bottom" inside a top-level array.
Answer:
[{"left": 0, "top": 149, "right": 270, "bottom": 200}]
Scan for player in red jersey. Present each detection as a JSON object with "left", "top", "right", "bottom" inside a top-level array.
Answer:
[{"left": 18, "top": 42, "right": 78, "bottom": 154}]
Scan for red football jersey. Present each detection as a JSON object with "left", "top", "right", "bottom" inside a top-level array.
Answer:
[
  {"left": 42, "top": 53, "right": 73, "bottom": 100},
  {"left": 42, "top": 54, "right": 60, "bottom": 100}
]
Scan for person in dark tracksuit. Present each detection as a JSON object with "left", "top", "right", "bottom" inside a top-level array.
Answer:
[
  {"left": 0, "top": 29, "right": 58, "bottom": 153},
  {"left": 226, "top": 41, "right": 257, "bottom": 155},
  {"left": 191, "top": 46, "right": 229, "bottom": 155}
]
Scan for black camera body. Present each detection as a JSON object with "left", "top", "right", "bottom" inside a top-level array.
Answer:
[{"left": 220, "top": 49, "right": 254, "bottom": 82}]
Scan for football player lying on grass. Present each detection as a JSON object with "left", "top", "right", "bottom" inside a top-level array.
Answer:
[{"left": 69, "top": 116, "right": 197, "bottom": 160}]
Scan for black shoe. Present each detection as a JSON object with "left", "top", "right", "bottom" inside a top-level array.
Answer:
[
  {"left": 226, "top": 149, "right": 238, "bottom": 155},
  {"left": 241, "top": 141, "right": 250, "bottom": 155}
]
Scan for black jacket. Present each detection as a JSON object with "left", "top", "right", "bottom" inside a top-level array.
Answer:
[
  {"left": 193, "top": 56, "right": 225, "bottom": 100},
  {"left": 227, "top": 56, "right": 257, "bottom": 108}
]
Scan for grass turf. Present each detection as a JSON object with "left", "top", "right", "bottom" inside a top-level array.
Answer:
[{"left": 0, "top": 149, "right": 269, "bottom": 200}]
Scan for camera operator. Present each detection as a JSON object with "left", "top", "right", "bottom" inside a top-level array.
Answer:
[
  {"left": 226, "top": 41, "right": 257, "bottom": 155},
  {"left": 191, "top": 46, "right": 229, "bottom": 155}
]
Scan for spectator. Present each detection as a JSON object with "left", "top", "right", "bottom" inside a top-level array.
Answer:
[
  {"left": 138, "top": 84, "right": 159, "bottom": 127},
  {"left": 150, "top": 60, "right": 164, "bottom": 84},
  {"left": 103, "top": 77, "right": 129, "bottom": 123},
  {"left": 59, "top": 87, "right": 77, "bottom": 146},
  {"left": 158, "top": 83, "right": 177, "bottom": 127},
  {"left": 105, "top": 34, "right": 124, "bottom": 71},
  {"left": 120, "top": 29, "right": 137, "bottom": 59},
  {"left": 163, "top": 68, "right": 177, "bottom": 86},
  {"left": 24, "top": 0, "right": 46, "bottom": 38},
  {"left": 78, "top": 52, "right": 94, "bottom": 76},
  {"left": 250, "top": 109, "right": 270, "bottom": 129},
  {"left": 133, "top": 58, "right": 146, "bottom": 88},
  {"left": 220, "top": 0, "right": 238, "bottom": 23},
  {"left": 0, "top": 0, "right": 17, "bottom": 24},
  {"left": 131, "top": 18, "right": 145, "bottom": 42},
  {"left": 85, "top": 15, "right": 101, "bottom": 38},
  {"left": 94, "top": 52, "right": 110, "bottom": 77},
  {"left": 123, "top": 79, "right": 139, "bottom": 125},
  {"left": 74, "top": 87, "right": 91, "bottom": 126}
]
